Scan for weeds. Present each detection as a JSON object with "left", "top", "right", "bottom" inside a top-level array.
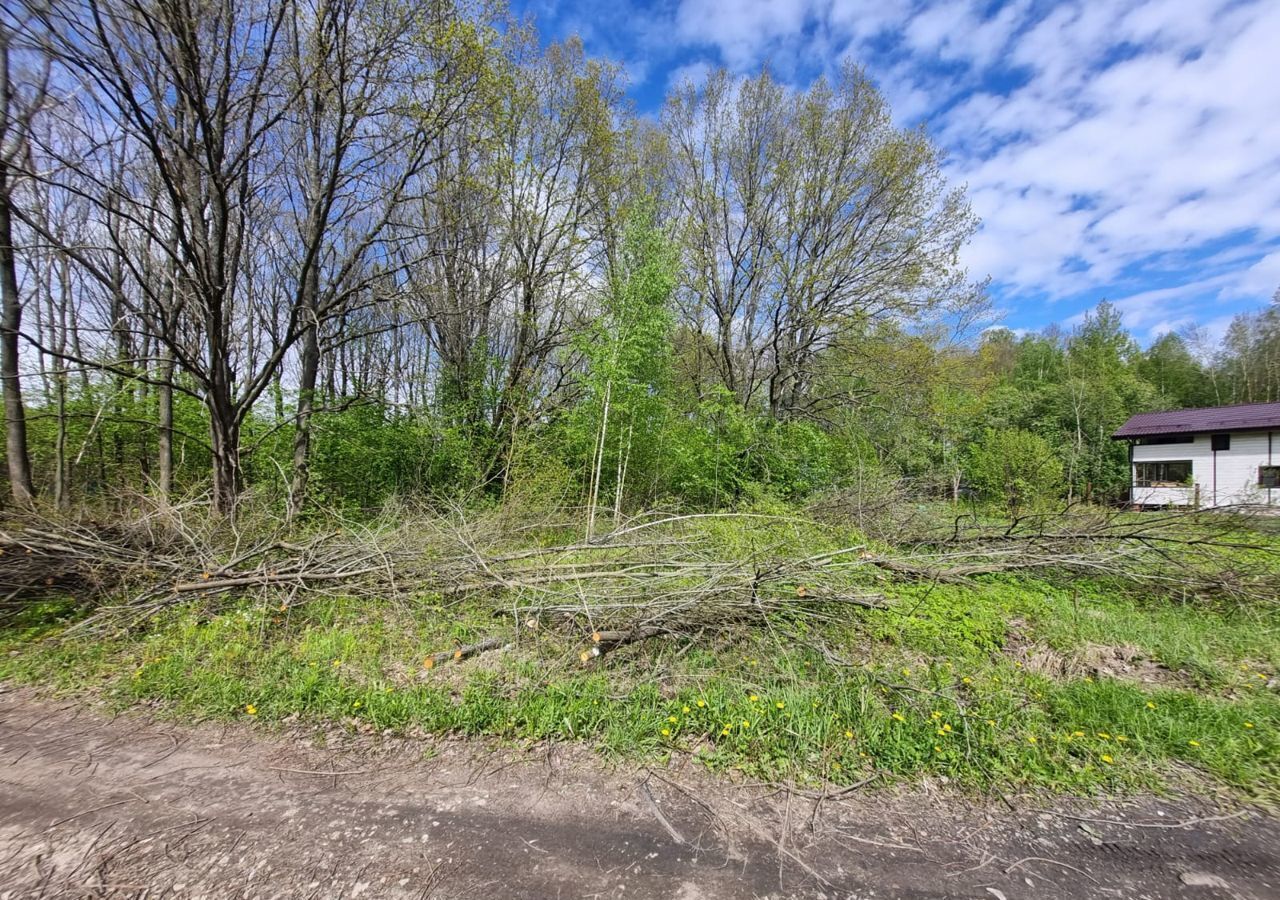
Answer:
[{"left": 4, "top": 544, "right": 1278, "bottom": 799}]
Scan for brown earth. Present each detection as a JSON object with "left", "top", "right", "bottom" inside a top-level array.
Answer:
[{"left": 0, "top": 686, "right": 1277, "bottom": 899}]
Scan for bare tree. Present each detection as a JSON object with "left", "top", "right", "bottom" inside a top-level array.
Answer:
[{"left": 0, "top": 14, "right": 44, "bottom": 503}]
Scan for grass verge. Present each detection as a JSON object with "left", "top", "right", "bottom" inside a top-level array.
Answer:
[{"left": 3, "top": 562, "right": 1277, "bottom": 800}]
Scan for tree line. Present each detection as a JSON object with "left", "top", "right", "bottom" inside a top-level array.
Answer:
[{"left": 1, "top": 0, "right": 1276, "bottom": 518}]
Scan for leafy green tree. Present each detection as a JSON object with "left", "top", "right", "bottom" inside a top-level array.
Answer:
[
  {"left": 966, "top": 428, "right": 1064, "bottom": 517},
  {"left": 1137, "top": 333, "right": 1213, "bottom": 408},
  {"left": 574, "top": 200, "right": 676, "bottom": 531}
]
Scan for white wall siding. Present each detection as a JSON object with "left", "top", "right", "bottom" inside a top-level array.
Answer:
[{"left": 1130, "top": 431, "right": 1278, "bottom": 508}]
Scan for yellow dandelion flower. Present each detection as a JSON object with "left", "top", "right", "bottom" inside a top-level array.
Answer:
[
  {"left": 962, "top": 677, "right": 972, "bottom": 684},
  {"left": 1244, "top": 722, "right": 1255, "bottom": 728},
  {"left": 930, "top": 710, "right": 942, "bottom": 720},
  {"left": 892, "top": 712, "right": 906, "bottom": 722},
  {"left": 682, "top": 705, "right": 691, "bottom": 714},
  {"left": 775, "top": 701, "right": 786, "bottom": 710},
  {"left": 1027, "top": 735, "right": 1037, "bottom": 745},
  {"left": 902, "top": 668, "right": 911, "bottom": 676},
  {"left": 749, "top": 694, "right": 759, "bottom": 702},
  {"left": 845, "top": 730, "right": 854, "bottom": 739},
  {"left": 934, "top": 745, "right": 943, "bottom": 753},
  {"left": 1097, "top": 732, "right": 1111, "bottom": 739},
  {"left": 353, "top": 701, "right": 362, "bottom": 709},
  {"left": 720, "top": 728, "right": 731, "bottom": 736},
  {"left": 742, "top": 720, "right": 751, "bottom": 729},
  {"left": 941, "top": 723, "right": 952, "bottom": 733},
  {"left": 1101, "top": 754, "right": 1114, "bottom": 764},
  {"left": 1188, "top": 740, "right": 1200, "bottom": 747},
  {"left": 661, "top": 728, "right": 671, "bottom": 737},
  {"left": 936, "top": 728, "right": 946, "bottom": 736},
  {"left": 1146, "top": 701, "right": 1156, "bottom": 709},
  {"left": 1115, "top": 735, "right": 1128, "bottom": 742},
  {"left": 696, "top": 699, "right": 706, "bottom": 708},
  {"left": 668, "top": 715, "right": 678, "bottom": 723},
  {"left": 1084, "top": 676, "right": 1094, "bottom": 683},
  {"left": 832, "top": 762, "right": 842, "bottom": 771},
  {"left": 1072, "top": 731, "right": 1085, "bottom": 738},
  {"left": 245, "top": 704, "right": 257, "bottom": 716},
  {"left": 1256, "top": 673, "right": 1267, "bottom": 680}
]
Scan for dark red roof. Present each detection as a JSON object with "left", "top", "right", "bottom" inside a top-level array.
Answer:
[{"left": 1113, "top": 402, "right": 1280, "bottom": 438}]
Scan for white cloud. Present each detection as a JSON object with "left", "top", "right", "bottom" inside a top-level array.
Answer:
[
  {"left": 665, "top": 0, "right": 1280, "bottom": 330},
  {"left": 666, "top": 60, "right": 714, "bottom": 92}
]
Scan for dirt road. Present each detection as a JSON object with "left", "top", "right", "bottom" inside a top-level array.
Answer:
[{"left": 0, "top": 687, "right": 1276, "bottom": 899}]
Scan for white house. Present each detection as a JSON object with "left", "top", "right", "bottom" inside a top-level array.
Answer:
[{"left": 1113, "top": 401, "right": 1280, "bottom": 509}]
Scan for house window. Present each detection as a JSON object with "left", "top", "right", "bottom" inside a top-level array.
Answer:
[
  {"left": 1211, "top": 433, "right": 1231, "bottom": 451},
  {"left": 1135, "top": 461, "right": 1192, "bottom": 487},
  {"left": 1136, "top": 435, "right": 1194, "bottom": 445},
  {"left": 1261, "top": 466, "right": 1280, "bottom": 489}
]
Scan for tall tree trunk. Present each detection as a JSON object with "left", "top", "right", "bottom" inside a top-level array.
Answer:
[
  {"left": 288, "top": 312, "right": 319, "bottom": 519},
  {"left": 157, "top": 346, "right": 174, "bottom": 500},
  {"left": 0, "top": 171, "right": 34, "bottom": 504},
  {"left": 208, "top": 393, "right": 242, "bottom": 516}
]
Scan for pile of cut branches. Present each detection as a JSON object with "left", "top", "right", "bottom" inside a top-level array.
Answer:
[
  {"left": 2, "top": 500, "right": 1274, "bottom": 648},
  {"left": 0, "top": 499, "right": 440, "bottom": 631}
]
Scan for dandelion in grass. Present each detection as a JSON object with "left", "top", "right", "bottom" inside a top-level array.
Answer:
[
  {"left": 1071, "top": 731, "right": 1085, "bottom": 738},
  {"left": 962, "top": 677, "right": 972, "bottom": 685},
  {"left": 845, "top": 730, "right": 854, "bottom": 739},
  {"left": 1027, "top": 735, "right": 1037, "bottom": 745},
  {"left": 245, "top": 704, "right": 257, "bottom": 716},
  {"left": 353, "top": 701, "right": 362, "bottom": 710},
  {"left": 1097, "top": 732, "right": 1111, "bottom": 739},
  {"left": 901, "top": 668, "right": 911, "bottom": 677},
  {"left": 696, "top": 699, "right": 706, "bottom": 708},
  {"left": 1115, "top": 735, "right": 1128, "bottom": 742},
  {"left": 891, "top": 712, "right": 906, "bottom": 722},
  {"left": 1244, "top": 722, "right": 1255, "bottom": 729},
  {"left": 775, "top": 701, "right": 786, "bottom": 710},
  {"left": 682, "top": 706, "right": 691, "bottom": 714},
  {"left": 749, "top": 694, "right": 759, "bottom": 703},
  {"left": 832, "top": 762, "right": 842, "bottom": 771},
  {"left": 1101, "top": 754, "right": 1114, "bottom": 764},
  {"left": 934, "top": 745, "right": 943, "bottom": 753},
  {"left": 720, "top": 728, "right": 731, "bottom": 737},
  {"left": 1146, "top": 701, "right": 1157, "bottom": 709},
  {"left": 1188, "top": 740, "right": 1201, "bottom": 747},
  {"left": 941, "top": 723, "right": 952, "bottom": 733},
  {"left": 668, "top": 715, "right": 678, "bottom": 723},
  {"left": 930, "top": 711, "right": 942, "bottom": 720},
  {"left": 741, "top": 720, "right": 751, "bottom": 729},
  {"left": 661, "top": 728, "right": 671, "bottom": 737}
]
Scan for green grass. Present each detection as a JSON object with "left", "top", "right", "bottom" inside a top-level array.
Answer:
[{"left": 3, "top": 523, "right": 1279, "bottom": 800}]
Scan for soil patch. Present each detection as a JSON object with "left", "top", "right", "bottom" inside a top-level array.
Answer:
[{"left": 0, "top": 686, "right": 1276, "bottom": 899}]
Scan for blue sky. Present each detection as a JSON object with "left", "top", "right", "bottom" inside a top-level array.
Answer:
[{"left": 515, "top": 0, "right": 1280, "bottom": 345}]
